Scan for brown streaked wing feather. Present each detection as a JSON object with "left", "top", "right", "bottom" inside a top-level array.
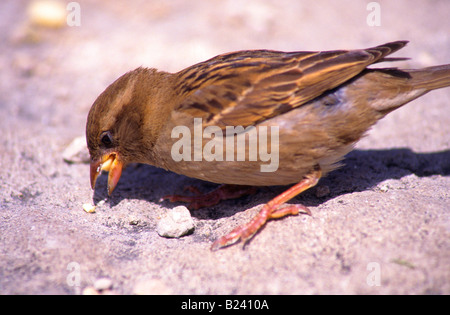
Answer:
[{"left": 174, "top": 41, "right": 408, "bottom": 128}]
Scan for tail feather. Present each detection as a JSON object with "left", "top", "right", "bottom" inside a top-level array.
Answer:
[
  {"left": 406, "top": 64, "right": 450, "bottom": 91},
  {"left": 360, "top": 64, "right": 450, "bottom": 113}
]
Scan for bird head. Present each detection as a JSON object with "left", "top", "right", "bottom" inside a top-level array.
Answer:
[{"left": 86, "top": 68, "right": 162, "bottom": 195}]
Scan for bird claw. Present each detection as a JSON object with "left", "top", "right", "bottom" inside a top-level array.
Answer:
[
  {"left": 211, "top": 168, "right": 320, "bottom": 250},
  {"left": 210, "top": 203, "right": 311, "bottom": 251}
]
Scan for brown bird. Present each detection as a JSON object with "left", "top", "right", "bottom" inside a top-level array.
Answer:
[{"left": 86, "top": 41, "right": 450, "bottom": 250}]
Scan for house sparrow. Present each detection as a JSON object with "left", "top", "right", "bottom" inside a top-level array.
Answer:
[{"left": 86, "top": 41, "right": 450, "bottom": 250}]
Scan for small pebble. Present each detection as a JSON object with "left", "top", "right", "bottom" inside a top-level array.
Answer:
[
  {"left": 82, "top": 203, "right": 96, "bottom": 213},
  {"left": 94, "top": 278, "right": 113, "bottom": 291},
  {"left": 156, "top": 206, "right": 195, "bottom": 238},
  {"left": 128, "top": 215, "right": 140, "bottom": 226},
  {"left": 378, "top": 184, "right": 389, "bottom": 192},
  {"left": 28, "top": 0, "right": 67, "bottom": 28},
  {"left": 82, "top": 286, "right": 99, "bottom": 295},
  {"left": 62, "top": 136, "right": 90, "bottom": 164},
  {"left": 97, "top": 200, "right": 106, "bottom": 207}
]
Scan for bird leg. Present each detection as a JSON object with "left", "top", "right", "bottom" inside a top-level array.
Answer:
[
  {"left": 161, "top": 184, "right": 257, "bottom": 210},
  {"left": 211, "top": 166, "right": 321, "bottom": 251}
]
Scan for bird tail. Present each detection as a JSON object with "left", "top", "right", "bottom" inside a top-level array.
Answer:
[
  {"left": 406, "top": 64, "right": 450, "bottom": 91},
  {"left": 365, "top": 64, "right": 450, "bottom": 113}
]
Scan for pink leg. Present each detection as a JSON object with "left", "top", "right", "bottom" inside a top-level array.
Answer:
[{"left": 211, "top": 167, "right": 321, "bottom": 250}]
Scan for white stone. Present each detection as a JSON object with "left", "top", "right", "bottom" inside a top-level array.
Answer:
[
  {"left": 62, "top": 136, "right": 90, "bottom": 164},
  {"left": 94, "top": 278, "right": 113, "bottom": 291},
  {"left": 156, "top": 206, "right": 195, "bottom": 238}
]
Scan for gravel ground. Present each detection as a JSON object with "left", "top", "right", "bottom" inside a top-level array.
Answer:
[{"left": 0, "top": 0, "right": 449, "bottom": 295}]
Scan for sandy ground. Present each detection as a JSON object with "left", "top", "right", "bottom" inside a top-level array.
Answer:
[{"left": 0, "top": 0, "right": 449, "bottom": 295}]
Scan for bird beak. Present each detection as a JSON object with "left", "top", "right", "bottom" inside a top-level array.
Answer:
[{"left": 90, "top": 153, "right": 123, "bottom": 195}]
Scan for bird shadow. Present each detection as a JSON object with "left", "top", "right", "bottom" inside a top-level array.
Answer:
[{"left": 92, "top": 148, "right": 450, "bottom": 220}]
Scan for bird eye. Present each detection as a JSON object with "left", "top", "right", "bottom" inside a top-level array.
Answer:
[{"left": 100, "top": 131, "right": 113, "bottom": 147}]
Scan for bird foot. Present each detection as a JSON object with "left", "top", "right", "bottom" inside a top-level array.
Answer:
[
  {"left": 211, "top": 167, "right": 321, "bottom": 251},
  {"left": 210, "top": 203, "right": 311, "bottom": 251}
]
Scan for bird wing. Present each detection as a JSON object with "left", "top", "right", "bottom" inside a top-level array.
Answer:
[{"left": 173, "top": 41, "right": 408, "bottom": 128}]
